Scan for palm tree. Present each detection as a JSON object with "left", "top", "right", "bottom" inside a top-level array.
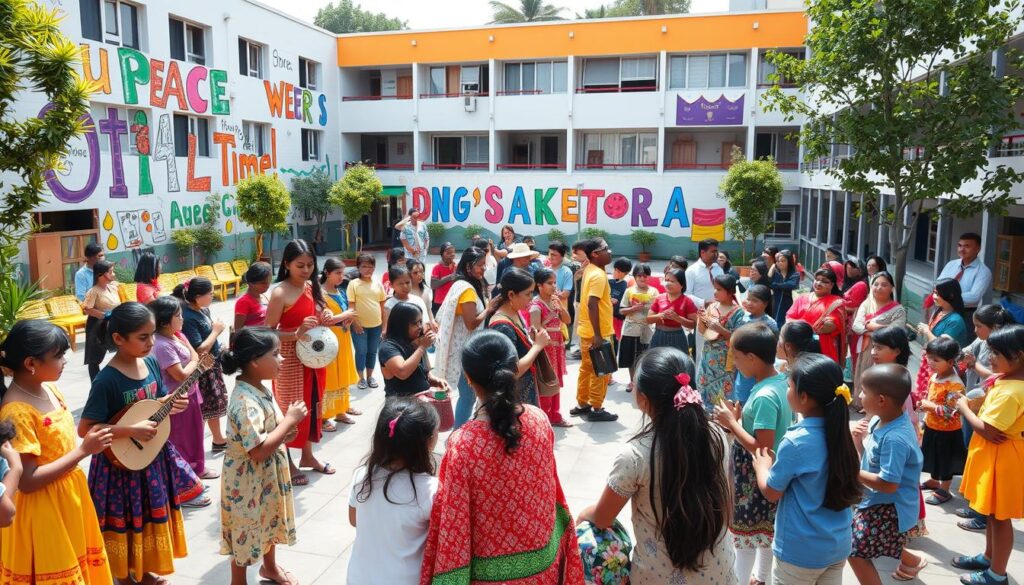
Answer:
[
  {"left": 605, "top": 0, "right": 690, "bottom": 16},
  {"left": 575, "top": 5, "right": 609, "bottom": 19},
  {"left": 489, "top": 0, "right": 566, "bottom": 23}
]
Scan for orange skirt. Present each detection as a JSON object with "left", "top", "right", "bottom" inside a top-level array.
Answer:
[{"left": 961, "top": 435, "right": 1024, "bottom": 520}]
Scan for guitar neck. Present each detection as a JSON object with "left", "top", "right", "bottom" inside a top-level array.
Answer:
[{"left": 151, "top": 361, "right": 209, "bottom": 424}]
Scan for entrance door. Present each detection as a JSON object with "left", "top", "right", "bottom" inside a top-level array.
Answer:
[
  {"left": 671, "top": 140, "right": 696, "bottom": 166},
  {"left": 541, "top": 136, "right": 559, "bottom": 165},
  {"left": 397, "top": 75, "right": 412, "bottom": 98}
]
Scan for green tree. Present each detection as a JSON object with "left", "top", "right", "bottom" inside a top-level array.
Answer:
[
  {"left": 718, "top": 147, "right": 783, "bottom": 263},
  {"left": 763, "top": 0, "right": 1024, "bottom": 295},
  {"left": 290, "top": 169, "right": 334, "bottom": 250},
  {"left": 0, "top": 1, "right": 92, "bottom": 333},
  {"left": 575, "top": 5, "right": 609, "bottom": 19},
  {"left": 490, "top": 0, "right": 566, "bottom": 23},
  {"left": 329, "top": 164, "right": 382, "bottom": 251},
  {"left": 314, "top": 0, "right": 405, "bottom": 34},
  {"left": 236, "top": 174, "right": 291, "bottom": 260},
  {"left": 606, "top": 0, "right": 690, "bottom": 17}
]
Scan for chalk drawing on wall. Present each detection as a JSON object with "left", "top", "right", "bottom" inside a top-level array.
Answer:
[
  {"left": 280, "top": 154, "right": 336, "bottom": 179},
  {"left": 117, "top": 210, "right": 144, "bottom": 249},
  {"left": 153, "top": 114, "right": 180, "bottom": 192},
  {"left": 103, "top": 209, "right": 168, "bottom": 251}
]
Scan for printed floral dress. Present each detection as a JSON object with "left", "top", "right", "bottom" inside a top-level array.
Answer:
[
  {"left": 221, "top": 380, "right": 297, "bottom": 567},
  {"left": 697, "top": 304, "right": 745, "bottom": 413}
]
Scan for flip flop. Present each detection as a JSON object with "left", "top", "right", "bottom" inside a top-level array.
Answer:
[
  {"left": 335, "top": 415, "right": 357, "bottom": 425},
  {"left": 199, "top": 469, "right": 220, "bottom": 480},
  {"left": 310, "top": 461, "right": 335, "bottom": 475},
  {"left": 926, "top": 489, "right": 953, "bottom": 505},
  {"left": 182, "top": 494, "right": 212, "bottom": 508},
  {"left": 321, "top": 420, "right": 337, "bottom": 432},
  {"left": 892, "top": 559, "right": 928, "bottom": 581},
  {"left": 259, "top": 566, "right": 299, "bottom": 585},
  {"left": 346, "top": 408, "right": 363, "bottom": 416},
  {"left": 291, "top": 473, "right": 309, "bottom": 486}
]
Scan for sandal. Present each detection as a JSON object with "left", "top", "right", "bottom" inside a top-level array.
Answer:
[
  {"left": 199, "top": 469, "right": 220, "bottom": 480},
  {"left": 892, "top": 560, "right": 928, "bottom": 581},
  {"left": 952, "top": 554, "right": 991, "bottom": 571},
  {"left": 310, "top": 461, "right": 335, "bottom": 475},
  {"left": 925, "top": 488, "right": 953, "bottom": 505},
  {"left": 259, "top": 565, "right": 299, "bottom": 585},
  {"left": 321, "top": 420, "right": 337, "bottom": 432},
  {"left": 335, "top": 415, "right": 357, "bottom": 425},
  {"left": 346, "top": 407, "right": 363, "bottom": 416},
  {"left": 182, "top": 494, "right": 212, "bottom": 508},
  {"left": 291, "top": 473, "right": 309, "bottom": 486},
  {"left": 958, "top": 518, "right": 987, "bottom": 532},
  {"left": 211, "top": 441, "right": 227, "bottom": 452},
  {"left": 960, "top": 570, "right": 1008, "bottom": 585}
]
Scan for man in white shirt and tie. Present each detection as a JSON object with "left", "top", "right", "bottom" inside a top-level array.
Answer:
[
  {"left": 685, "top": 238, "right": 724, "bottom": 363},
  {"left": 928, "top": 232, "right": 992, "bottom": 340}
]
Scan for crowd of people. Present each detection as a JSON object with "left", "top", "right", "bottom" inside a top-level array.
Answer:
[{"left": 0, "top": 224, "right": 1021, "bottom": 585}]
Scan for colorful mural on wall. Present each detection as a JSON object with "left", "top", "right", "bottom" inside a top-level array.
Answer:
[{"left": 409, "top": 183, "right": 726, "bottom": 241}]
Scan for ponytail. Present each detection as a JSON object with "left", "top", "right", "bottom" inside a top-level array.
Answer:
[
  {"left": 461, "top": 330, "right": 524, "bottom": 454},
  {"left": 221, "top": 327, "right": 278, "bottom": 375},
  {"left": 632, "top": 347, "right": 729, "bottom": 572},
  {"left": 791, "top": 354, "right": 862, "bottom": 511}
]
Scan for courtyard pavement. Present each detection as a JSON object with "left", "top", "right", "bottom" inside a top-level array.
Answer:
[{"left": 48, "top": 252, "right": 1022, "bottom": 584}]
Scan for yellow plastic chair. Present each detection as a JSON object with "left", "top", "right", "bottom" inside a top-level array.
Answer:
[
  {"left": 195, "top": 265, "right": 227, "bottom": 302},
  {"left": 15, "top": 300, "right": 51, "bottom": 322},
  {"left": 231, "top": 259, "right": 249, "bottom": 277},
  {"left": 118, "top": 282, "right": 138, "bottom": 303},
  {"left": 175, "top": 271, "right": 196, "bottom": 285},
  {"left": 213, "top": 262, "right": 242, "bottom": 297},
  {"left": 46, "top": 296, "right": 88, "bottom": 352},
  {"left": 156, "top": 273, "right": 177, "bottom": 295}
]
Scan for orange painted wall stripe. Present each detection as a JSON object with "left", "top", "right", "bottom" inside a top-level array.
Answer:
[{"left": 337, "top": 11, "right": 807, "bottom": 67}]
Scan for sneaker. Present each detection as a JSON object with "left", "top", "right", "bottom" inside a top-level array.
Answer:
[
  {"left": 569, "top": 404, "right": 592, "bottom": 417},
  {"left": 367, "top": 378, "right": 379, "bottom": 389},
  {"left": 587, "top": 408, "right": 619, "bottom": 422},
  {"left": 357, "top": 379, "right": 367, "bottom": 390}
]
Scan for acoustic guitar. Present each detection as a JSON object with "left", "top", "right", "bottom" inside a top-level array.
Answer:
[{"left": 105, "top": 354, "right": 214, "bottom": 471}]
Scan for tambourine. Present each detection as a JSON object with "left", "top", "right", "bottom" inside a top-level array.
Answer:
[
  {"left": 697, "top": 308, "right": 721, "bottom": 341},
  {"left": 296, "top": 326, "right": 339, "bottom": 369}
]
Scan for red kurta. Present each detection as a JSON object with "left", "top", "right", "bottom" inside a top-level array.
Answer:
[{"left": 273, "top": 283, "right": 325, "bottom": 449}]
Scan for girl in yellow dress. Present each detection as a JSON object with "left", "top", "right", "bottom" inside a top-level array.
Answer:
[
  {"left": 0, "top": 319, "right": 114, "bottom": 585},
  {"left": 319, "top": 259, "right": 360, "bottom": 429},
  {"left": 954, "top": 324, "right": 1024, "bottom": 585}
]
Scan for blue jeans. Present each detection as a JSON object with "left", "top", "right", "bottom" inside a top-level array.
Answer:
[
  {"left": 453, "top": 374, "right": 476, "bottom": 430},
  {"left": 352, "top": 325, "right": 382, "bottom": 374}
]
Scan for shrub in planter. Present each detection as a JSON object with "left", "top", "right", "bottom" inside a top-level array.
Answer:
[
  {"left": 630, "top": 229, "right": 657, "bottom": 261},
  {"left": 463, "top": 224, "right": 484, "bottom": 244},
  {"left": 426, "top": 223, "right": 446, "bottom": 254}
]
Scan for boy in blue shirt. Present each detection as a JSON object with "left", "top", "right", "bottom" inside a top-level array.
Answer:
[
  {"left": 850, "top": 364, "right": 927, "bottom": 582},
  {"left": 74, "top": 242, "right": 104, "bottom": 302}
]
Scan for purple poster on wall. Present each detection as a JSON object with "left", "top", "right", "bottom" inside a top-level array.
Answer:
[{"left": 676, "top": 95, "right": 745, "bottom": 126}]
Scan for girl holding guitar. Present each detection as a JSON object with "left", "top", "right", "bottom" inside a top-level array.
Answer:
[{"left": 79, "top": 303, "right": 202, "bottom": 585}]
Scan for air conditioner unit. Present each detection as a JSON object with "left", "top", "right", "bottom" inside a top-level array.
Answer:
[{"left": 463, "top": 95, "right": 477, "bottom": 112}]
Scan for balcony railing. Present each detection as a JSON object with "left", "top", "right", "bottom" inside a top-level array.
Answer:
[
  {"left": 777, "top": 162, "right": 799, "bottom": 170},
  {"left": 419, "top": 92, "right": 490, "bottom": 99},
  {"left": 495, "top": 163, "right": 565, "bottom": 170},
  {"left": 341, "top": 95, "right": 412, "bottom": 101},
  {"left": 574, "top": 85, "right": 658, "bottom": 94},
  {"left": 575, "top": 162, "right": 656, "bottom": 170},
  {"left": 664, "top": 162, "right": 732, "bottom": 170},
  {"left": 344, "top": 161, "right": 414, "bottom": 170},
  {"left": 495, "top": 89, "right": 543, "bottom": 96},
  {"left": 994, "top": 134, "right": 1024, "bottom": 158},
  {"left": 421, "top": 163, "right": 489, "bottom": 170}
]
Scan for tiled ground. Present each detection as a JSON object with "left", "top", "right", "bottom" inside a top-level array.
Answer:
[{"left": 50, "top": 253, "right": 1021, "bottom": 584}]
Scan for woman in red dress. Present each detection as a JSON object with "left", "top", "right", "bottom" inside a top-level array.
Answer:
[
  {"left": 786, "top": 267, "right": 847, "bottom": 366},
  {"left": 420, "top": 329, "right": 583, "bottom": 584},
  {"left": 266, "top": 239, "right": 335, "bottom": 485}
]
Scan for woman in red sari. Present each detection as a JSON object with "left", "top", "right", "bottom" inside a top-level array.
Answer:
[
  {"left": 266, "top": 239, "right": 336, "bottom": 485},
  {"left": 420, "top": 329, "right": 583, "bottom": 584},
  {"left": 786, "top": 267, "right": 847, "bottom": 365}
]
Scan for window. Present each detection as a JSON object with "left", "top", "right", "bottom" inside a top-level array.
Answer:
[
  {"left": 238, "top": 38, "right": 264, "bottom": 79},
  {"left": 582, "top": 58, "right": 619, "bottom": 88},
  {"left": 669, "top": 53, "right": 747, "bottom": 89},
  {"left": 299, "top": 57, "right": 319, "bottom": 91},
  {"left": 913, "top": 213, "right": 938, "bottom": 263},
  {"left": 461, "top": 66, "right": 480, "bottom": 94},
  {"left": 464, "top": 136, "right": 488, "bottom": 164},
  {"left": 429, "top": 67, "right": 446, "bottom": 95},
  {"left": 90, "top": 104, "right": 146, "bottom": 155},
  {"left": 503, "top": 60, "right": 567, "bottom": 95},
  {"left": 620, "top": 57, "right": 657, "bottom": 89},
  {"left": 242, "top": 121, "right": 268, "bottom": 156},
  {"left": 169, "top": 17, "right": 206, "bottom": 64},
  {"left": 759, "top": 49, "right": 804, "bottom": 86},
  {"left": 172, "top": 113, "right": 210, "bottom": 157},
  {"left": 581, "top": 132, "right": 657, "bottom": 167},
  {"left": 301, "top": 129, "right": 321, "bottom": 161},
  {"left": 766, "top": 207, "right": 797, "bottom": 239},
  {"left": 80, "top": 0, "right": 140, "bottom": 49}
]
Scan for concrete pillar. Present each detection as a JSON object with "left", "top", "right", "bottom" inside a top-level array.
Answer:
[
  {"left": 412, "top": 63, "right": 420, "bottom": 173},
  {"left": 841, "top": 192, "right": 851, "bottom": 256},
  {"left": 488, "top": 58, "right": 496, "bottom": 173},
  {"left": 566, "top": 55, "right": 576, "bottom": 174}
]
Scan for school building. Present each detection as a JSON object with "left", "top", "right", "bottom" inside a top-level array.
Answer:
[{"left": 10, "top": 0, "right": 1024, "bottom": 315}]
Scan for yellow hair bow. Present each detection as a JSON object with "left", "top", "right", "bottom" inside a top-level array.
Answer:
[{"left": 835, "top": 384, "right": 852, "bottom": 405}]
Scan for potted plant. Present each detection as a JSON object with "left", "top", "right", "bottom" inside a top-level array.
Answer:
[
  {"left": 581, "top": 227, "right": 608, "bottom": 240},
  {"left": 329, "top": 163, "right": 382, "bottom": 257},
  {"left": 630, "top": 229, "right": 657, "bottom": 262},
  {"left": 463, "top": 224, "right": 484, "bottom": 244},
  {"left": 426, "top": 222, "right": 446, "bottom": 254},
  {"left": 339, "top": 237, "right": 363, "bottom": 267},
  {"left": 547, "top": 228, "right": 566, "bottom": 245},
  {"left": 236, "top": 174, "right": 291, "bottom": 262}
]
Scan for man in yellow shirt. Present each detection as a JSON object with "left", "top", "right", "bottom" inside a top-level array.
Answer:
[{"left": 571, "top": 238, "right": 618, "bottom": 422}]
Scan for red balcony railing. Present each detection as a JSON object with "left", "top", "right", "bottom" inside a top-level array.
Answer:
[
  {"left": 341, "top": 95, "right": 412, "bottom": 101},
  {"left": 418, "top": 92, "right": 490, "bottom": 99},
  {"left": 776, "top": 162, "right": 799, "bottom": 170},
  {"left": 495, "top": 89, "right": 544, "bottom": 96},
  {"left": 994, "top": 134, "right": 1024, "bottom": 158},
  {"left": 664, "top": 162, "right": 732, "bottom": 170},
  {"left": 421, "top": 163, "right": 489, "bottom": 170},
  {"left": 495, "top": 163, "right": 565, "bottom": 170},
  {"left": 575, "top": 163, "right": 656, "bottom": 170},
  {"left": 575, "top": 86, "right": 657, "bottom": 94},
  {"left": 344, "top": 162, "right": 414, "bottom": 170}
]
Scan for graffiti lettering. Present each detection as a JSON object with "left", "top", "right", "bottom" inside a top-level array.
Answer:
[
  {"left": 272, "top": 49, "right": 293, "bottom": 70},
  {"left": 263, "top": 80, "right": 328, "bottom": 126}
]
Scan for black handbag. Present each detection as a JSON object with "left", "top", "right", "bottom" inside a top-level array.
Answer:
[{"left": 588, "top": 341, "right": 618, "bottom": 377}]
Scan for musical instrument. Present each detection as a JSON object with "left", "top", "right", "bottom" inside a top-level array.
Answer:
[
  {"left": 105, "top": 354, "right": 214, "bottom": 471},
  {"left": 697, "top": 306, "right": 721, "bottom": 341},
  {"left": 296, "top": 326, "right": 339, "bottom": 368}
]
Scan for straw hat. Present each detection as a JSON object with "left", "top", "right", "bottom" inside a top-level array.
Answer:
[{"left": 506, "top": 242, "right": 540, "bottom": 260}]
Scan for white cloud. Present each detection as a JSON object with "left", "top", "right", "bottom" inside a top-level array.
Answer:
[{"left": 256, "top": 0, "right": 728, "bottom": 30}]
